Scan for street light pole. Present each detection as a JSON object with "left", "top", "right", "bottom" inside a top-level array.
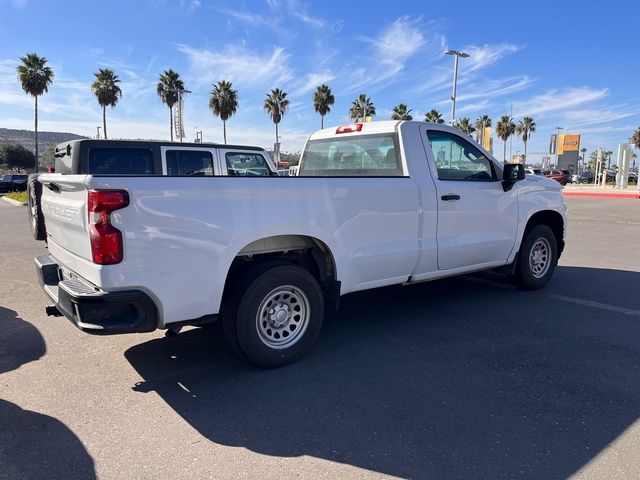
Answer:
[
  {"left": 444, "top": 50, "right": 470, "bottom": 125},
  {"left": 554, "top": 126, "right": 563, "bottom": 168}
]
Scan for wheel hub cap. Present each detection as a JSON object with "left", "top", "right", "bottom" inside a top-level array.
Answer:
[
  {"left": 529, "top": 237, "right": 551, "bottom": 278},
  {"left": 256, "top": 286, "right": 310, "bottom": 349}
]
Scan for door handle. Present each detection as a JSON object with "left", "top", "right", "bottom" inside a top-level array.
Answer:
[{"left": 441, "top": 194, "right": 460, "bottom": 201}]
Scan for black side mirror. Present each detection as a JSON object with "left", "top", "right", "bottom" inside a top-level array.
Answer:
[{"left": 502, "top": 163, "right": 525, "bottom": 191}]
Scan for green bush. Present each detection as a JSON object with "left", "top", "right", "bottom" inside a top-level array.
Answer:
[{"left": 4, "top": 191, "right": 27, "bottom": 203}]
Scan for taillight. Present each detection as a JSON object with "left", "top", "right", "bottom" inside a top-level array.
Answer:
[
  {"left": 88, "top": 189, "right": 129, "bottom": 265},
  {"left": 335, "top": 123, "right": 363, "bottom": 134}
]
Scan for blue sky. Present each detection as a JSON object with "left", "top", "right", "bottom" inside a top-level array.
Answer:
[{"left": 0, "top": 0, "right": 638, "bottom": 162}]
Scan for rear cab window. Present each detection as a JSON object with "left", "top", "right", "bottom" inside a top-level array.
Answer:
[
  {"left": 299, "top": 133, "right": 403, "bottom": 176},
  {"left": 88, "top": 148, "right": 154, "bottom": 175}
]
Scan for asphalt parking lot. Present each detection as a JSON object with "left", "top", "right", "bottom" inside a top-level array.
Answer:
[{"left": 1, "top": 197, "right": 640, "bottom": 480}]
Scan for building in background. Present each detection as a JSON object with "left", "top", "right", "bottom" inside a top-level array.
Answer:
[{"left": 550, "top": 133, "right": 581, "bottom": 172}]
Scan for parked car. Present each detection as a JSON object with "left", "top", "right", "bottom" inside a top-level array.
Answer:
[
  {"left": 0, "top": 174, "right": 28, "bottom": 193},
  {"left": 577, "top": 171, "right": 594, "bottom": 183},
  {"left": 560, "top": 170, "right": 572, "bottom": 184},
  {"left": 543, "top": 170, "right": 566, "bottom": 185},
  {"left": 525, "top": 168, "right": 543, "bottom": 176},
  {"left": 27, "top": 139, "right": 276, "bottom": 241},
  {"left": 35, "top": 121, "right": 567, "bottom": 367},
  {"left": 629, "top": 172, "right": 638, "bottom": 184}
]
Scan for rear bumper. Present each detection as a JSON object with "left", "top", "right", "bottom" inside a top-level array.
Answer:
[{"left": 35, "top": 254, "right": 158, "bottom": 335}]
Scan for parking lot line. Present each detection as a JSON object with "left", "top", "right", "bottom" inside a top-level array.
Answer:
[{"left": 545, "top": 293, "right": 640, "bottom": 317}]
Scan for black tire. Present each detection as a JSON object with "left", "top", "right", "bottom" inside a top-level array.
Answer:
[
  {"left": 27, "top": 174, "right": 46, "bottom": 241},
  {"left": 222, "top": 263, "right": 324, "bottom": 368},
  {"left": 511, "top": 224, "right": 558, "bottom": 290}
]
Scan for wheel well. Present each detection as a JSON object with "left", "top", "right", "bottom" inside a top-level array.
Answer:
[
  {"left": 524, "top": 210, "right": 564, "bottom": 254},
  {"left": 222, "top": 235, "right": 339, "bottom": 308}
]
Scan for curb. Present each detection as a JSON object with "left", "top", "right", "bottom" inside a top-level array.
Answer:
[
  {"left": 563, "top": 191, "right": 640, "bottom": 199},
  {"left": 1, "top": 196, "right": 27, "bottom": 206}
]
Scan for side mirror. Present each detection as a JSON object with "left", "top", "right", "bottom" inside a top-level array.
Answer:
[{"left": 502, "top": 163, "right": 525, "bottom": 192}]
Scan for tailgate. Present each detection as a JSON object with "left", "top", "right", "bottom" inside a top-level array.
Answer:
[{"left": 39, "top": 174, "right": 92, "bottom": 261}]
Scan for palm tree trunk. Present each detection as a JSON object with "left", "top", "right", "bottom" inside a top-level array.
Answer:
[
  {"left": 503, "top": 140, "right": 507, "bottom": 163},
  {"left": 321, "top": 115, "right": 324, "bottom": 129},
  {"left": 275, "top": 122, "right": 279, "bottom": 167},
  {"left": 223, "top": 120, "right": 227, "bottom": 144},
  {"left": 34, "top": 96, "right": 38, "bottom": 172},
  {"left": 524, "top": 139, "right": 527, "bottom": 163},
  {"left": 169, "top": 106, "right": 173, "bottom": 142},
  {"left": 103, "top": 106, "right": 108, "bottom": 140}
]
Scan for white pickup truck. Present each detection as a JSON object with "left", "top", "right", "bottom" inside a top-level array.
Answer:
[{"left": 35, "top": 121, "right": 567, "bottom": 367}]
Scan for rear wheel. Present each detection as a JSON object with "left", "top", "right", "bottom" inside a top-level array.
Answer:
[
  {"left": 27, "top": 174, "right": 46, "bottom": 241},
  {"left": 511, "top": 224, "right": 558, "bottom": 290},
  {"left": 222, "top": 263, "right": 324, "bottom": 368}
]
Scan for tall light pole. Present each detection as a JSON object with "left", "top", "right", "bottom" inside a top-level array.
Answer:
[
  {"left": 554, "top": 126, "right": 563, "bottom": 168},
  {"left": 444, "top": 50, "right": 470, "bottom": 125}
]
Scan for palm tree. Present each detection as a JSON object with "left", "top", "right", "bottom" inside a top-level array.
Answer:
[
  {"left": 349, "top": 94, "right": 375, "bottom": 122},
  {"left": 475, "top": 114, "right": 492, "bottom": 145},
  {"left": 605, "top": 150, "right": 613, "bottom": 170},
  {"left": 455, "top": 117, "right": 475, "bottom": 136},
  {"left": 313, "top": 84, "right": 335, "bottom": 129},
  {"left": 156, "top": 69, "right": 184, "bottom": 141},
  {"left": 631, "top": 128, "right": 640, "bottom": 153},
  {"left": 391, "top": 104, "right": 413, "bottom": 120},
  {"left": 209, "top": 80, "right": 238, "bottom": 144},
  {"left": 515, "top": 116, "right": 536, "bottom": 162},
  {"left": 424, "top": 109, "right": 444, "bottom": 124},
  {"left": 496, "top": 115, "right": 516, "bottom": 163},
  {"left": 580, "top": 147, "right": 587, "bottom": 172},
  {"left": 264, "top": 88, "right": 290, "bottom": 163},
  {"left": 16, "top": 53, "right": 54, "bottom": 171},
  {"left": 91, "top": 69, "right": 122, "bottom": 140}
]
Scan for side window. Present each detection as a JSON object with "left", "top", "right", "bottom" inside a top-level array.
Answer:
[
  {"left": 225, "top": 152, "right": 270, "bottom": 176},
  {"left": 166, "top": 150, "right": 214, "bottom": 176},
  {"left": 426, "top": 131, "right": 496, "bottom": 181},
  {"left": 88, "top": 148, "right": 154, "bottom": 174}
]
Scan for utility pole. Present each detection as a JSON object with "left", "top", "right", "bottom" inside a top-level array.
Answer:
[{"left": 444, "top": 50, "right": 470, "bottom": 125}]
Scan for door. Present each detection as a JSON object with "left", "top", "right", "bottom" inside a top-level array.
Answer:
[{"left": 423, "top": 128, "right": 518, "bottom": 270}]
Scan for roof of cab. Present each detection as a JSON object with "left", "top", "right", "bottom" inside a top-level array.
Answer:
[
  {"left": 54, "top": 138, "right": 265, "bottom": 152},
  {"left": 308, "top": 120, "right": 404, "bottom": 140}
]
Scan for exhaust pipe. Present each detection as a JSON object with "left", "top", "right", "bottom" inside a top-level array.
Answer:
[{"left": 45, "top": 305, "right": 63, "bottom": 317}]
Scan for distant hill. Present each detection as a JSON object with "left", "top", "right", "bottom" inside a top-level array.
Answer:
[{"left": 0, "top": 127, "right": 87, "bottom": 155}]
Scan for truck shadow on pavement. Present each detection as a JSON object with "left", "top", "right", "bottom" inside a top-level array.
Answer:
[
  {"left": 125, "top": 266, "right": 640, "bottom": 479},
  {"left": 0, "top": 306, "right": 96, "bottom": 480}
]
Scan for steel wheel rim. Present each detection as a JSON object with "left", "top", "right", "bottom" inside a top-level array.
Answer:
[
  {"left": 256, "top": 285, "right": 310, "bottom": 349},
  {"left": 529, "top": 237, "right": 551, "bottom": 278}
]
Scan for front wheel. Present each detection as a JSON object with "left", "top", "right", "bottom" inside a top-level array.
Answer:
[
  {"left": 511, "top": 224, "right": 558, "bottom": 290},
  {"left": 222, "top": 263, "right": 324, "bottom": 368}
]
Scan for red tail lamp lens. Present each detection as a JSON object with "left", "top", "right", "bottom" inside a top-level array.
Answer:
[{"left": 87, "top": 190, "right": 129, "bottom": 265}]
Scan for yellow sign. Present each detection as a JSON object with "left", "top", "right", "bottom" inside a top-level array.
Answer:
[
  {"left": 482, "top": 127, "right": 492, "bottom": 151},
  {"left": 558, "top": 134, "right": 580, "bottom": 154}
]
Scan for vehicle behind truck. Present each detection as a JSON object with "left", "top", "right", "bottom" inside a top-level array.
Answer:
[
  {"left": 27, "top": 139, "right": 276, "bottom": 240},
  {"left": 34, "top": 121, "right": 567, "bottom": 368}
]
